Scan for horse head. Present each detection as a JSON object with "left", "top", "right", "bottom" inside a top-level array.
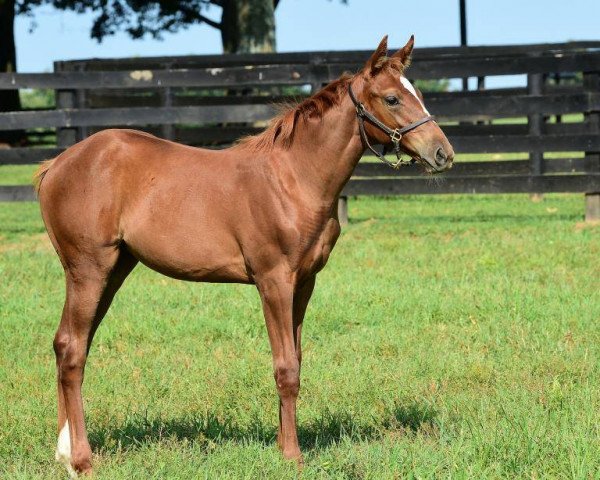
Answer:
[{"left": 353, "top": 35, "right": 454, "bottom": 173}]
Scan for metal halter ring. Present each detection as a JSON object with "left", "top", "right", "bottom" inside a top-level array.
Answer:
[{"left": 390, "top": 129, "right": 403, "bottom": 143}]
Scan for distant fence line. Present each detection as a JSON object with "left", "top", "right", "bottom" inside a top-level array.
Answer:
[{"left": 0, "top": 41, "right": 599, "bottom": 220}]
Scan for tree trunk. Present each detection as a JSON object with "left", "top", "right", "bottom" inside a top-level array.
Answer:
[
  {"left": 221, "top": 0, "right": 276, "bottom": 54},
  {"left": 0, "top": 0, "right": 24, "bottom": 145}
]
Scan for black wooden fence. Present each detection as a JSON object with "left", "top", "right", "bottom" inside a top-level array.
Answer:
[{"left": 1, "top": 42, "right": 599, "bottom": 220}]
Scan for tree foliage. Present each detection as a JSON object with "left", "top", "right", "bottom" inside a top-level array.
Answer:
[{"left": 16, "top": 1, "right": 278, "bottom": 47}]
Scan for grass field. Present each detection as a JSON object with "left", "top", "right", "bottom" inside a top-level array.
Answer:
[{"left": 1, "top": 189, "right": 599, "bottom": 479}]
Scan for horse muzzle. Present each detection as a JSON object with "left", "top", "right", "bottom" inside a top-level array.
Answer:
[{"left": 420, "top": 144, "right": 454, "bottom": 173}]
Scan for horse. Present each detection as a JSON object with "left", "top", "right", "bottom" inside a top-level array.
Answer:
[{"left": 34, "top": 35, "right": 453, "bottom": 477}]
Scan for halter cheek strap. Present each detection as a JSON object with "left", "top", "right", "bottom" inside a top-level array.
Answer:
[{"left": 348, "top": 83, "right": 435, "bottom": 169}]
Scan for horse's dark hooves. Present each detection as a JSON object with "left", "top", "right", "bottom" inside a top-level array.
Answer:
[{"left": 281, "top": 446, "right": 303, "bottom": 466}]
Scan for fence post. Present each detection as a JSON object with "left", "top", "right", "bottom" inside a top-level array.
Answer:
[
  {"left": 160, "top": 86, "right": 174, "bottom": 141},
  {"left": 477, "top": 76, "right": 486, "bottom": 125},
  {"left": 56, "top": 89, "right": 78, "bottom": 148},
  {"left": 553, "top": 73, "right": 562, "bottom": 124},
  {"left": 527, "top": 71, "right": 544, "bottom": 201},
  {"left": 338, "top": 196, "right": 348, "bottom": 227},
  {"left": 583, "top": 71, "right": 600, "bottom": 221},
  {"left": 54, "top": 60, "right": 79, "bottom": 149},
  {"left": 75, "top": 65, "right": 88, "bottom": 141}
]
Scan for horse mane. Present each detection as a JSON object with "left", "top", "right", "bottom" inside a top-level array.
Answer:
[{"left": 236, "top": 73, "right": 354, "bottom": 152}]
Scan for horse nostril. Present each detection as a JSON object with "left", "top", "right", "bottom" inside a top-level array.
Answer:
[{"left": 435, "top": 147, "right": 447, "bottom": 166}]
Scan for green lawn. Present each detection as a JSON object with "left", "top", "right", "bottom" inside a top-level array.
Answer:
[{"left": 1, "top": 193, "right": 599, "bottom": 479}]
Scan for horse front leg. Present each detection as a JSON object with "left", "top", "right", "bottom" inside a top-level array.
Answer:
[
  {"left": 292, "top": 276, "right": 315, "bottom": 377},
  {"left": 256, "top": 270, "right": 303, "bottom": 462}
]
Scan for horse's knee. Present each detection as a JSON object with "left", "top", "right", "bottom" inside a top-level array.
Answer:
[
  {"left": 274, "top": 362, "right": 300, "bottom": 398},
  {"left": 56, "top": 341, "right": 87, "bottom": 384},
  {"left": 53, "top": 330, "right": 69, "bottom": 359},
  {"left": 61, "top": 347, "right": 86, "bottom": 371}
]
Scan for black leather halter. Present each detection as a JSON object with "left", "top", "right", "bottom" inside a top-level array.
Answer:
[{"left": 348, "top": 83, "right": 435, "bottom": 169}]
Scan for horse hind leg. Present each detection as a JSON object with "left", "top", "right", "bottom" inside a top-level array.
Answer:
[{"left": 54, "top": 247, "right": 137, "bottom": 477}]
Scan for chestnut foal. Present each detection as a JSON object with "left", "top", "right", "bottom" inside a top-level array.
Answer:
[{"left": 35, "top": 35, "right": 453, "bottom": 476}]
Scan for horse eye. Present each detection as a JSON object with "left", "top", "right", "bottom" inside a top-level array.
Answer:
[{"left": 385, "top": 95, "right": 399, "bottom": 106}]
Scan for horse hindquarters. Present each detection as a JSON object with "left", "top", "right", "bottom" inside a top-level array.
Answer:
[{"left": 38, "top": 145, "right": 139, "bottom": 476}]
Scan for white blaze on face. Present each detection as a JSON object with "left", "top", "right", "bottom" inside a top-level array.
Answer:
[
  {"left": 56, "top": 420, "right": 78, "bottom": 478},
  {"left": 400, "top": 76, "right": 430, "bottom": 115}
]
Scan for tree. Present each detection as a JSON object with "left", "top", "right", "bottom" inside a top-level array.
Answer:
[
  {"left": 220, "top": 0, "right": 277, "bottom": 53},
  {"left": 0, "top": 0, "right": 24, "bottom": 144},
  {"left": 16, "top": 1, "right": 280, "bottom": 54}
]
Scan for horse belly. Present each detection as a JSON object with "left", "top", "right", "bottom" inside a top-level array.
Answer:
[
  {"left": 125, "top": 232, "right": 250, "bottom": 283},
  {"left": 121, "top": 198, "right": 250, "bottom": 283}
]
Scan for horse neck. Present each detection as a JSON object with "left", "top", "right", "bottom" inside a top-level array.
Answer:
[{"left": 284, "top": 94, "right": 364, "bottom": 207}]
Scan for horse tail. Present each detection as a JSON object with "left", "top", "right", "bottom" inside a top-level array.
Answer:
[{"left": 32, "top": 158, "right": 56, "bottom": 196}]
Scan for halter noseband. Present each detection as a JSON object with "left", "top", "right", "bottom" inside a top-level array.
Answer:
[{"left": 348, "top": 83, "right": 435, "bottom": 169}]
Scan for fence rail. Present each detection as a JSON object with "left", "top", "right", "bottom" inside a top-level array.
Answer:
[
  {"left": 0, "top": 41, "right": 599, "bottom": 220},
  {"left": 2, "top": 93, "right": 600, "bottom": 131},
  {"left": 2, "top": 52, "right": 600, "bottom": 90}
]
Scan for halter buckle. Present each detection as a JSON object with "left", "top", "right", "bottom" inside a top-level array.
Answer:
[{"left": 390, "top": 129, "right": 402, "bottom": 143}]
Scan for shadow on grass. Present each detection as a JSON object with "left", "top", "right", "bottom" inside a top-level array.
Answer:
[
  {"left": 298, "top": 402, "right": 438, "bottom": 450},
  {"left": 89, "top": 401, "right": 438, "bottom": 454},
  {"left": 349, "top": 212, "right": 578, "bottom": 226}
]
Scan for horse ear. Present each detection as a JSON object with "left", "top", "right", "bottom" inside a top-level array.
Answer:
[
  {"left": 365, "top": 35, "right": 389, "bottom": 76},
  {"left": 392, "top": 34, "right": 415, "bottom": 68}
]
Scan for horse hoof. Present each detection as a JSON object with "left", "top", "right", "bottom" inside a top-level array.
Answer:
[
  {"left": 78, "top": 466, "right": 94, "bottom": 477},
  {"left": 68, "top": 456, "right": 93, "bottom": 478},
  {"left": 64, "top": 463, "right": 93, "bottom": 478},
  {"left": 56, "top": 448, "right": 79, "bottom": 478},
  {"left": 282, "top": 448, "right": 303, "bottom": 465}
]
